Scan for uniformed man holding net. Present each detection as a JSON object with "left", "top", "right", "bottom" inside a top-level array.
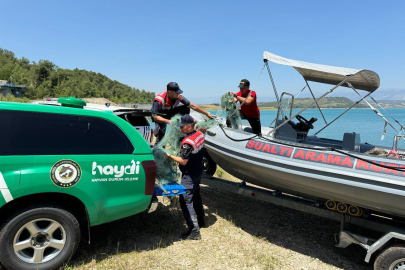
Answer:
[
  {"left": 165, "top": 114, "right": 205, "bottom": 240},
  {"left": 151, "top": 82, "right": 215, "bottom": 145}
]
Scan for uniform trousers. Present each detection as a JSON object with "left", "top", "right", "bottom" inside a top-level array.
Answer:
[{"left": 179, "top": 172, "right": 205, "bottom": 231}]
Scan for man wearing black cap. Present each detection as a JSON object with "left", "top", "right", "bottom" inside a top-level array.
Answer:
[
  {"left": 151, "top": 82, "right": 215, "bottom": 145},
  {"left": 230, "top": 79, "right": 261, "bottom": 135},
  {"left": 165, "top": 114, "right": 205, "bottom": 240}
]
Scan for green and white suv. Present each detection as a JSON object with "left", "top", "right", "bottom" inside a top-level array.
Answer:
[
  {"left": 32, "top": 100, "right": 155, "bottom": 146},
  {"left": 0, "top": 97, "right": 157, "bottom": 270}
]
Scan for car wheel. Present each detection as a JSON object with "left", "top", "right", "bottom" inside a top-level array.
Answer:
[
  {"left": 0, "top": 206, "right": 80, "bottom": 270},
  {"left": 203, "top": 149, "right": 217, "bottom": 176},
  {"left": 374, "top": 244, "right": 405, "bottom": 270}
]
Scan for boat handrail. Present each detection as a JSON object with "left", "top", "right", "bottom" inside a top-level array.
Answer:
[{"left": 394, "top": 135, "right": 405, "bottom": 153}]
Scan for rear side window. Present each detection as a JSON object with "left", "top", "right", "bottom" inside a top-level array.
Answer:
[
  {"left": 119, "top": 114, "right": 150, "bottom": 126},
  {"left": 0, "top": 110, "right": 134, "bottom": 155}
]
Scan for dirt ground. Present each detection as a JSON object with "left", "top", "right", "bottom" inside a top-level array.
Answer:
[{"left": 62, "top": 177, "right": 372, "bottom": 270}]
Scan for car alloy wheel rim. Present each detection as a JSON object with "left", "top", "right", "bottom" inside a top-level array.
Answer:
[{"left": 13, "top": 218, "right": 66, "bottom": 264}]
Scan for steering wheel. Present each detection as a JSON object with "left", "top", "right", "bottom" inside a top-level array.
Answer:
[{"left": 296, "top": 115, "right": 314, "bottom": 129}]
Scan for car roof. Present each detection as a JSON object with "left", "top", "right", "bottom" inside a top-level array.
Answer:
[
  {"left": 1, "top": 101, "right": 122, "bottom": 119},
  {"left": 31, "top": 100, "right": 159, "bottom": 117},
  {"left": 31, "top": 100, "right": 128, "bottom": 112}
]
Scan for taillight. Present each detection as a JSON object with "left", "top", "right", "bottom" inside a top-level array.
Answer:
[
  {"left": 150, "top": 128, "right": 154, "bottom": 143},
  {"left": 142, "top": 160, "right": 156, "bottom": 195}
]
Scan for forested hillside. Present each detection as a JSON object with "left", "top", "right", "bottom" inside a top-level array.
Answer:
[
  {"left": 0, "top": 48, "right": 155, "bottom": 103},
  {"left": 258, "top": 97, "right": 368, "bottom": 109}
]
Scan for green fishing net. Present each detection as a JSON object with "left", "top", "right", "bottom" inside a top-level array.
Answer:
[
  {"left": 217, "top": 92, "right": 242, "bottom": 129},
  {"left": 195, "top": 118, "right": 218, "bottom": 130},
  {"left": 153, "top": 114, "right": 183, "bottom": 184},
  {"left": 152, "top": 92, "right": 241, "bottom": 184}
]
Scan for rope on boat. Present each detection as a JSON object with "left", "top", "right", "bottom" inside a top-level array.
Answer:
[
  {"left": 219, "top": 124, "right": 258, "bottom": 142},
  {"left": 219, "top": 125, "right": 330, "bottom": 150},
  {"left": 331, "top": 148, "right": 405, "bottom": 172},
  {"left": 217, "top": 125, "right": 405, "bottom": 172}
]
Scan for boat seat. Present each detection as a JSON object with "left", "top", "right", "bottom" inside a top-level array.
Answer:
[
  {"left": 275, "top": 120, "right": 299, "bottom": 142},
  {"left": 342, "top": 132, "right": 360, "bottom": 152}
]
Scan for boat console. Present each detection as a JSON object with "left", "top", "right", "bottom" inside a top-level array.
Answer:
[{"left": 275, "top": 117, "right": 375, "bottom": 153}]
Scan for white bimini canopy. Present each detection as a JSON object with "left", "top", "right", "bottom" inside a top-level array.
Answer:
[{"left": 263, "top": 52, "right": 380, "bottom": 92}]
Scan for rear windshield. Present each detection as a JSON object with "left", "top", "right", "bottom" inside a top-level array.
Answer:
[
  {"left": 118, "top": 114, "right": 150, "bottom": 126},
  {"left": 0, "top": 110, "right": 134, "bottom": 155}
]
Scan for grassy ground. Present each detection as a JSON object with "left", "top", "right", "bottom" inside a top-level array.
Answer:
[{"left": 59, "top": 168, "right": 370, "bottom": 270}]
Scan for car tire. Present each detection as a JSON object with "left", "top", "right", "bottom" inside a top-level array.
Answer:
[
  {"left": 0, "top": 206, "right": 81, "bottom": 270},
  {"left": 203, "top": 149, "right": 217, "bottom": 176},
  {"left": 374, "top": 244, "right": 405, "bottom": 270}
]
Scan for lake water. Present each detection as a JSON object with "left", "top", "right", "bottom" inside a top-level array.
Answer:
[{"left": 208, "top": 108, "right": 405, "bottom": 148}]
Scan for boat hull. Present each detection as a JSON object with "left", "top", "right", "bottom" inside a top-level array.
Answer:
[{"left": 205, "top": 126, "right": 405, "bottom": 218}]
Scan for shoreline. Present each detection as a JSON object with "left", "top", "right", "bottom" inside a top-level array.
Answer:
[{"left": 199, "top": 106, "right": 405, "bottom": 110}]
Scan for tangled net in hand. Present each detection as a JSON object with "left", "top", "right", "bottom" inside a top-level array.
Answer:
[
  {"left": 153, "top": 114, "right": 183, "bottom": 184},
  {"left": 152, "top": 92, "right": 242, "bottom": 184},
  {"left": 217, "top": 92, "right": 242, "bottom": 129}
]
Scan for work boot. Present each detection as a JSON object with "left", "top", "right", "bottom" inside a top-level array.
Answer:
[
  {"left": 182, "top": 216, "right": 201, "bottom": 240},
  {"left": 181, "top": 230, "right": 191, "bottom": 240},
  {"left": 185, "top": 229, "right": 201, "bottom": 240}
]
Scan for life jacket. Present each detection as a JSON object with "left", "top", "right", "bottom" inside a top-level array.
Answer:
[
  {"left": 154, "top": 91, "right": 181, "bottom": 110},
  {"left": 179, "top": 130, "right": 205, "bottom": 174}
]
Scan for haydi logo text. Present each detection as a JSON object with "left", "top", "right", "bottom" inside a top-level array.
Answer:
[{"left": 92, "top": 160, "right": 140, "bottom": 177}]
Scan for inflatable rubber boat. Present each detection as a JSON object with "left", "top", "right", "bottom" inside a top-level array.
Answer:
[{"left": 200, "top": 52, "right": 405, "bottom": 218}]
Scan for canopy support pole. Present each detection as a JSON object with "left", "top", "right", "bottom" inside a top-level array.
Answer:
[
  {"left": 347, "top": 82, "right": 397, "bottom": 136},
  {"left": 264, "top": 60, "right": 280, "bottom": 107},
  {"left": 305, "top": 80, "right": 328, "bottom": 125},
  {"left": 314, "top": 92, "right": 372, "bottom": 136},
  {"left": 294, "top": 85, "right": 307, "bottom": 98},
  {"left": 268, "top": 74, "right": 355, "bottom": 136},
  {"left": 370, "top": 96, "right": 405, "bottom": 132}
]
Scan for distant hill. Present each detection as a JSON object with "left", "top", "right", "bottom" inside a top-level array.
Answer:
[
  {"left": 371, "top": 100, "right": 405, "bottom": 108},
  {"left": 0, "top": 48, "right": 155, "bottom": 103},
  {"left": 258, "top": 97, "right": 371, "bottom": 109},
  {"left": 362, "top": 89, "right": 405, "bottom": 101},
  {"left": 202, "top": 97, "right": 405, "bottom": 110}
]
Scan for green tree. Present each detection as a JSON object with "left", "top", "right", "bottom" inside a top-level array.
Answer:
[{"left": 0, "top": 48, "right": 155, "bottom": 103}]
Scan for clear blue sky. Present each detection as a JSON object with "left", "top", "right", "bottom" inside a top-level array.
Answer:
[{"left": 1, "top": 0, "right": 405, "bottom": 104}]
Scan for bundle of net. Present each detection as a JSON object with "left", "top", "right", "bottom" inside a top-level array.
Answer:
[
  {"left": 152, "top": 93, "right": 241, "bottom": 184},
  {"left": 216, "top": 92, "right": 242, "bottom": 129},
  {"left": 153, "top": 114, "right": 220, "bottom": 184},
  {"left": 153, "top": 114, "right": 184, "bottom": 184},
  {"left": 195, "top": 115, "right": 219, "bottom": 130}
]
